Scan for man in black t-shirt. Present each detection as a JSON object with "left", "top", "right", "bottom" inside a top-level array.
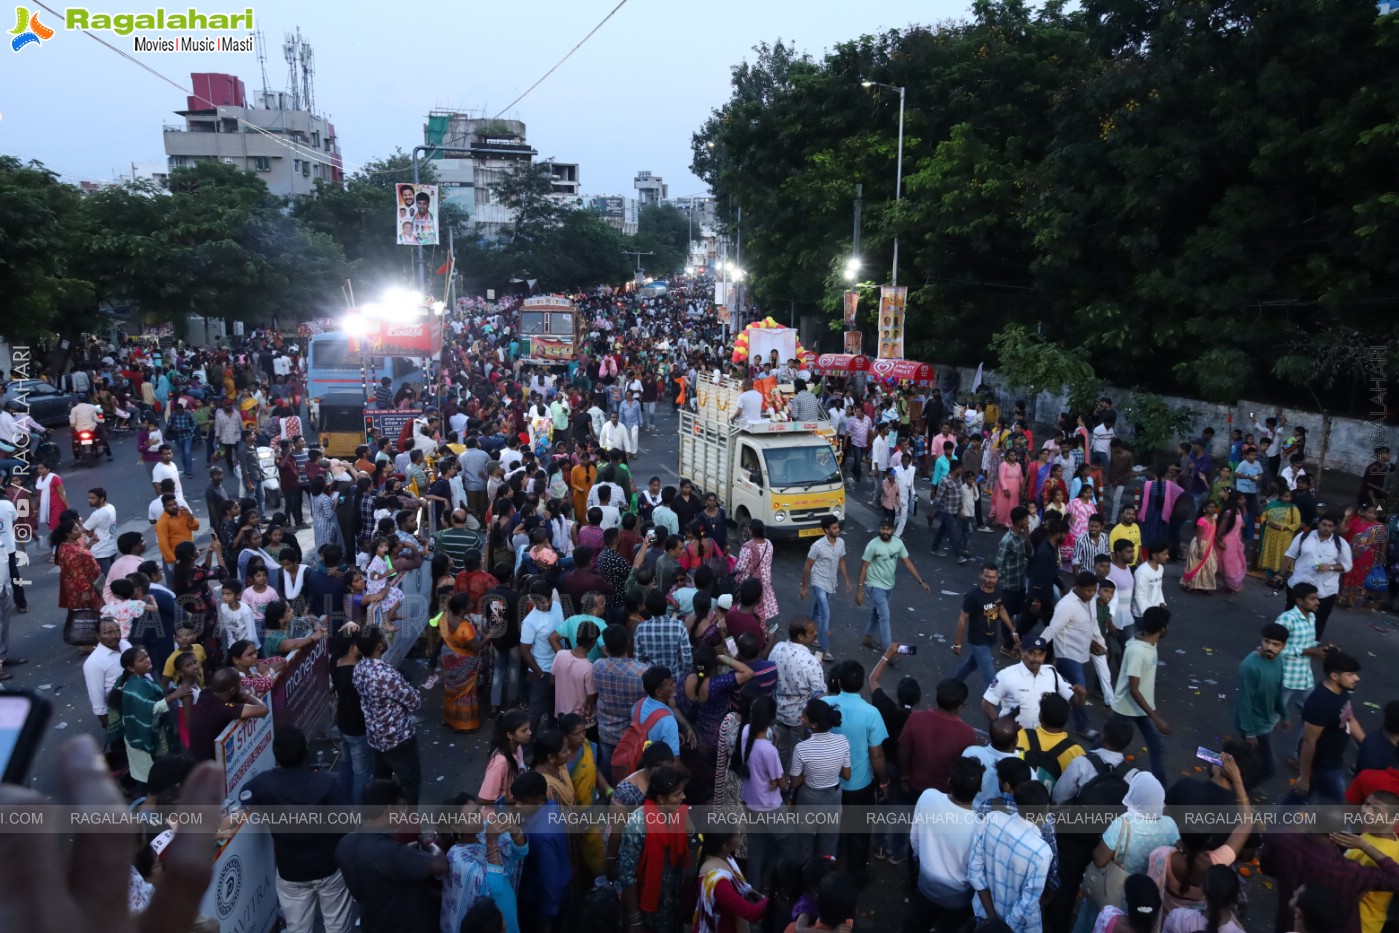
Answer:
[
  {"left": 1287, "top": 649, "right": 1365, "bottom": 804},
  {"left": 952, "top": 564, "right": 1017, "bottom": 689}
]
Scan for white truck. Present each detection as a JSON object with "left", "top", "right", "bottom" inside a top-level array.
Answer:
[{"left": 677, "top": 378, "right": 845, "bottom": 541}]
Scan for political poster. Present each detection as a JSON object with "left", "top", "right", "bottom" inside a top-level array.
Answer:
[
  {"left": 876, "top": 286, "right": 907, "bottom": 359},
  {"left": 843, "top": 291, "right": 859, "bottom": 328},
  {"left": 844, "top": 331, "right": 863, "bottom": 356},
  {"left": 395, "top": 182, "right": 439, "bottom": 246}
]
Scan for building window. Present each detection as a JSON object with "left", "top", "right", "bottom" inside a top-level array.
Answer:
[
  {"left": 254, "top": 157, "right": 270, "bottom": 172},
  {"left": 302, "top": 161, "right": 310, "bottom": 177}
]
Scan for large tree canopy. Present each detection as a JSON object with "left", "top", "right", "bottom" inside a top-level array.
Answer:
[{"left": 693, "top": 0, "right": 1399, "bottom": 410}]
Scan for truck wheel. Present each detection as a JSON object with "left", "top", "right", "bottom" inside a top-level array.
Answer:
[{"left": 735, "top": 511, "right": 752, "bottom": 544}]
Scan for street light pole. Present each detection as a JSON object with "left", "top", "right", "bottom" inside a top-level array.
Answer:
[
  {"left": 859, "top": 82, "right": 906, "bottom": 287},
  {"left": 893, "top": 84, "right": 905, "bottom": 288}
]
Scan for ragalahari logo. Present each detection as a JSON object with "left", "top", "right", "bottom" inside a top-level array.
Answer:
[{"left": 10, "top": 6, "right": 54, "bottom": 51}]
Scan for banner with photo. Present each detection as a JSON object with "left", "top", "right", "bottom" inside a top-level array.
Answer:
[
  {"left": 844, "top": 331, "right": 863, "bottom": 356},
  {"left": 843, "top": 290, "right": 859, "bottom": 328},
  {"left": 876, "top": 285, "right": 907, "bottom": 359},
  {"left": 395, "top": 182, "right": 439, "bottom": 246}
]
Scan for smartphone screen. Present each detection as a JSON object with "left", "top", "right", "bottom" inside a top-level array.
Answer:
[
  {"left": 724, "top": 637, "right": 739, "bottom": 657},
  {"left": 897, "top": 645, "right": 917, "bottom": 656},
  {"left": 0, "top": 692, "right": 51, "bottom": 784},
  {"left": 1195, "top": 746, "right": 1222, "bottom": 768}
]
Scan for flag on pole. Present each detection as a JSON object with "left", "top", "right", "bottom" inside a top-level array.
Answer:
[
  {"left": 972, "top": 362, "right": 984, "bottom": 391},
  {"left": 435, "top": 259, "right": 451, "bottom": 275}
]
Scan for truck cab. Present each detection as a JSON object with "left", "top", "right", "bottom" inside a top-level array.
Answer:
[
  {"left": 729, "top": 427, "right": 844, "bottom": 539},
  {"left": 678, "top": 377, "right": 845, "bottom": 541}
]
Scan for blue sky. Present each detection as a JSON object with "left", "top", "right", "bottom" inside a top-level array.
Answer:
[{"left": 1, "top": 0, "right": 968, "bottom": 196}]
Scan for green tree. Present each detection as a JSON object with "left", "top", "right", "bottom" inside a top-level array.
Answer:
[
  {"left": 988, "top": 323, "right": 1101, "bottom": 419},
  {"left": 631, "top": 204, "right": 691, "bottom": 277},
  {"left": 0, "top": 157, "right": 95, "bottom": 340}
]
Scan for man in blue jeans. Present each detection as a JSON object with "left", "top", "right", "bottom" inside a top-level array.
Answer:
[
  {"left": 1109, "top": 606, "right": 1172, "bottom": 783},
  {"left": 799, "top": 514, "right": 852, "bottom": 661},
  {"left": 1041, "top": 571, "right": 1107, "bottom": 740},
  {"left": 1286, "top": 648, "right": 1364, "bottom": 804},
  {"left": 856, "top": 515, "right": 931, "bottom": 651},
  {"left": 953, "top": 564, "right": 1018, "bottom": 689}
]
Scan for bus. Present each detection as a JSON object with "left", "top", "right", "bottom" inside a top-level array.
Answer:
[
  {"left": 518, "top": 295, "right": 581, "bottom": 366},
  {"left": 305, "top": 330, "right": 427, "bottom": 404}
]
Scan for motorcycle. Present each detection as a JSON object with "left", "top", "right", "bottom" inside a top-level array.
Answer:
[{"left": 73, "top": 428, "right": 102, "bottom": 467}]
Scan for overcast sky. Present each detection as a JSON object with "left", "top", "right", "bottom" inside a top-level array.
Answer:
[{"left": 2, "top": 0, "right": 968, "bottom": 196}]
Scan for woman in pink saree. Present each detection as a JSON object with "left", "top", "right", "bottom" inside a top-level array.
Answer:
[
  {"left": 1181, "top": 501, "right": 1220, "bottom": 593},
  {"left": 1216, "top": 493, "right": 1248, "bottom": 593},
  {"left": 992, "top": 449, "right": 1023, "bottom": 527}
]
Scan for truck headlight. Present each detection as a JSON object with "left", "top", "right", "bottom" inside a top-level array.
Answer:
[
  {"left": 831, "top": 505, "right": 843, "bottom": 518},
  {"left": 773, "top": 510, "right": 787, "bottom": 522}
]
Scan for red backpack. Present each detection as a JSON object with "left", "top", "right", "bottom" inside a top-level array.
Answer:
[{"left": 611, "top": 699, "right": 670, "bottom": 783}]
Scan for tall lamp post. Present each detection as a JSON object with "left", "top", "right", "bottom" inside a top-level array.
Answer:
[{"left": 860, "top": 81, "right": 905, "bottom": 287}]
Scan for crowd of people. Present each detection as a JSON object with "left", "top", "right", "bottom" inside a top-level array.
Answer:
[{"left": 1, "top": 282, "right": 1397, "bottom": 933}]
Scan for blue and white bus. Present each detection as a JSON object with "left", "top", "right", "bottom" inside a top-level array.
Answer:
[{"left": 305, "top": 331, "right": 426, "bottom": 405}]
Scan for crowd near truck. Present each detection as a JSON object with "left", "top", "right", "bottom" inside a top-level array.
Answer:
[{"left": 678, "top": 377, "right": 845, "bottom": 541}]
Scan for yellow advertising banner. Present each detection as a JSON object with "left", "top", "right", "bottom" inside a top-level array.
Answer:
[
  {"left": 844, "top": 331, "right": 863, "bottom": 356},
  {"left": 877, "top": 286, "right": 907, "bottom": 359}
]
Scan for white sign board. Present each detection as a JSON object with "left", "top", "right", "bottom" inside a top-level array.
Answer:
[
  {"left": 199, "top": 824, "right": 279, "bottom": 933},
  {"left": 215, "top": 707, "right": 276, "bottom": 801}
]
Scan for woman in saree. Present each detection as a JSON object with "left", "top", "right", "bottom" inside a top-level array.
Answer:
[
  {"left": 991, "top": 449, "right": 1023, "bottom": 527},
  {"left": 1258, "top": 485, "right": 1301, "bottom": 591},
  {"left": 693, "top": 829, "right": 767, "bottom": 933},
  {"left": 440, "top": 591, "right": 486, "bottom": 732},
  {"left": 53, "top": 519, "right": 103, "bottom": 622},
  {"left": 1340, "top": 503, "right": 1388, "bottom": 608},
  {"left": 561, "top": 712, "right": 610, "bottom": 878},
  {"left": 1216, "top": 493, "right": 1248, "bottom": 593},
  {"left": 1181, "top": 500, "right": 1220, "bottom": 593}
]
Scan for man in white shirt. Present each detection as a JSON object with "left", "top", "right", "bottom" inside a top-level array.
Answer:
[
  {"left": 448, "top": 409, "right": 468, "bottom": 438},
  {"left": 83, "top": 619, "right": 132, "bottom": 727},
  {"left": 731, "top": 379, "right": 765, "bottom": 423},
  {"left": 598, "top": 411, "right": 626, "bottom": 453},
  {"left": 1040, "top": 572, "right": 1106, "bottom": 739},
  {"left": 84, "top": 488, "right": 119, "bottom": 573},
  {"left": 1090, "top": 417, "right": 1116, "bottom": 468},
  {"left": 1130, "top": 542, "right": 1168, "bottom": 622},
  {"left": 769, "top": 618, "right": 826, "bottom": 770},
  {"left": 892, "top": 456, "right": 917, "bottom": 538},
  {"left": 981, "top": 637, "right": 1083, "bottom": 730},
  {"left": 150, "top": 445, "right": 188, "bottom": 508},
  {"left": 68, "top": 399, "right": 112, "bottom": 461},
  {"left": 961, "top": 717, "right": 1020, "bottom": 806},
  {"left": 909, "top": 757, "right": 982, "bottom": 924},
  {"left": 1282, "top": 515, "right": 1352, "bottom": 639},
  {"left": 0, "top": 403, "right": 45, "bottom": 452}
]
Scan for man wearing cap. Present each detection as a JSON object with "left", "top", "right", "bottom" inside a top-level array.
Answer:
[
  {"left": 1361, "top": 446, "right": 1392, "bottom": 509},
  {"left": 980, "top": 636, "right": 1082, "bottom": 731}
]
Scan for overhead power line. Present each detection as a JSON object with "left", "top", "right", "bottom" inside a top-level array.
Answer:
[{"left": 493, "top": 0, "right": 631, "bottom": 118}]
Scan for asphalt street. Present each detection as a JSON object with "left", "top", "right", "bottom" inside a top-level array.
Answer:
[{"left": 8, "top": 407, "right": 1390, "bottom": 930}]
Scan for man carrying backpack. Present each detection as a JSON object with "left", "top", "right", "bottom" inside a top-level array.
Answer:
[
  {"left": 1051, "top": 717, "right": 1137, "bottom": 804},
  {"left": 1043, "top": 718, "right": 1138, "bottom": 933},
  {"left": 1015, "top": 694, "right": 1085, "bottom": 794}
]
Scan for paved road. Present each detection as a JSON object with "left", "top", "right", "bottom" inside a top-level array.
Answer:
[{"left": 11, "top": 408, "right": 1391, "bottom": 930}]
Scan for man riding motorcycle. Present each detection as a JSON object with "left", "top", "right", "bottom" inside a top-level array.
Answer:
[
  {"left": 68, "top": 398, "right": 113, "bottom": 461},
  {"left": 0, "top": 402, "right": 48, "bottom": 455}
]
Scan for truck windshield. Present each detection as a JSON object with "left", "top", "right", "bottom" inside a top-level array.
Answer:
[{"left": 764, "top": 444, "right": 841, "bottom": 488}]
